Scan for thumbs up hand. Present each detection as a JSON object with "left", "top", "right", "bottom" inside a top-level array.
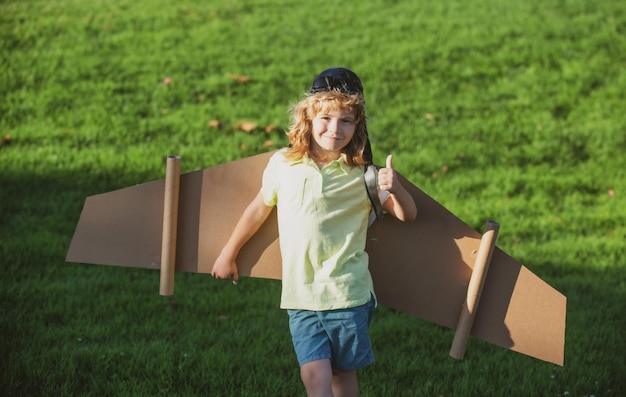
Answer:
[
  {"left": 376, "top": 154, "right": 418, "bottom": 222},
  {"left": 378, "top": 154, "right": 400, "bottom": 194}
]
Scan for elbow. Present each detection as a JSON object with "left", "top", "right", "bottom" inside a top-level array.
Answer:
[
  {"left": 404, "top": 208, "right": 417, "bottom": 222},
  {"left": 395, "top": 207, "right": 417, "bottom": 222},
  {"left": 402, "top": 199, "right": 418, "bottom": 222},
  {"left": 387, "top": 195, "right": 417, "bottom": 222}
]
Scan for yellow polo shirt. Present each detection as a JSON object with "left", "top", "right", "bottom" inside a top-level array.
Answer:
[{"left": 261, "top": 150, "right": 374, "bottom": 311}]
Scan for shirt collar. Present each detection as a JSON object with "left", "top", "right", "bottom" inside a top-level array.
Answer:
[{"left": 292, "top": 154, "right": 350, "bottom": 174}]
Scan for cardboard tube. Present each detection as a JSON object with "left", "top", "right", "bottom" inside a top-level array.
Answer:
[
  {"left": 450, "top": 220, "right": 500, "bottom": 359},
  {"left": 159, "top": 155, "right": 181, "bottom": 296}
]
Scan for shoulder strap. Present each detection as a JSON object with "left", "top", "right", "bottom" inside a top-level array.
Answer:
[
  {"left": 362, "top": 126, "right": 384, "bottom": 221},
  {"left": 364, "top": 164, "right": 384, "bottom": 220}
]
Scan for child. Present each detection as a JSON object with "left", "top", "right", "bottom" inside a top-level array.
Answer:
[{"left": 211, "top": 67, "right": 417, "bottom": 396}]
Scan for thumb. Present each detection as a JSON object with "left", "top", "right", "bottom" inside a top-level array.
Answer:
[
  {"left": 386, "top": 154, "right": 393, "bottom": 169},
  {"left": 232, "top": 269, "right": 239, "bottom": 285}
]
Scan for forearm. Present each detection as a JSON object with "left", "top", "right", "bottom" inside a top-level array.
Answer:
[
  {"left": 385, "top": 187, "right": 417, "bottom": 222},
  {"left": 220, "top": 191, "right": 273, "bottom": 258}
]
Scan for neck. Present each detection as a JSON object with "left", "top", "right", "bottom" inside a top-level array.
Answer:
[{"left": 310, "top": 150, "right": 342, "bottom": 169}]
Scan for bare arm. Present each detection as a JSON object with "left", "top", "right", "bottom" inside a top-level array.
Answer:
[
  {"left": 378, "top": 154, "right": 417, "bottom": 222},
  {"left": 211, "top": 190, "right": 274, "bottom": 283}
]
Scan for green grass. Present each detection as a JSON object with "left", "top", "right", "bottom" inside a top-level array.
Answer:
[{"left": 2, "top": 0, "right": 625, "bottom": 395}]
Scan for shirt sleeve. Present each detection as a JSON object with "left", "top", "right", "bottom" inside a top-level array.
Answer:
[{"left": 261, "top": 151, "right": 281, "bottom": 206}]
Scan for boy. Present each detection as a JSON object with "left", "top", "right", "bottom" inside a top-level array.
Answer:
[{"left": 212, "top": 68, "right": 417, "bottom": 396}]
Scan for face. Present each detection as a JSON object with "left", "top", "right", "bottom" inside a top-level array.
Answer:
[{"left": 310, "top": 108, "right": 357, "bottom": 158}]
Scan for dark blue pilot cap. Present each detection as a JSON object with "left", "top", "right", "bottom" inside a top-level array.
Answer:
[{"left": 309, "top": 67, "right": 364, "bottom": 95}]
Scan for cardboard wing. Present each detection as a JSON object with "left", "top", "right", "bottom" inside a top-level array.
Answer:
[{"left": 66, "top": 151, "right": 566, "bottom": 366}]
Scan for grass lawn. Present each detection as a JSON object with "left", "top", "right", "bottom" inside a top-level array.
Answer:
[{"left": 2, "top": 0, "right": 625, "bottom": 395}]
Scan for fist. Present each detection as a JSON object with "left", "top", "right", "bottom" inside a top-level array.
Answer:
[{"left": 378, "top": 154, "right": 397, "bottom": 193}]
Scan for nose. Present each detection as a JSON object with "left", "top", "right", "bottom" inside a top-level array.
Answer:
[{"left": 327, "top": 118, "right": 339, "bottom": 133}]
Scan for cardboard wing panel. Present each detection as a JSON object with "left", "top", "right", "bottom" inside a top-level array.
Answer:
[
  {"left": 366, "top": 179, "right": 481, "bottom": 330},
  {"left": 66, "top": 153, "right": 279, "bottom": 275},
  {"left": 66, "top": 151, "right": 565, "bottom": 365},
  {"left": 195, "top": 154, "right": 281, "bottom": 279},
  {"left": 472, "top": 249, "right": 567, "bottom": 365},
  {"left": 66, "top": 178, "right": 164, "bottom": 270},
  {"left": 365, "top": 177, "right": 566, "bottom": 365}
]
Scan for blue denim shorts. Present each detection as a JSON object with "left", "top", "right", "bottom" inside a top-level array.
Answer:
[{"left": 287, "top": 296, "right": 376, "bottom": 370}]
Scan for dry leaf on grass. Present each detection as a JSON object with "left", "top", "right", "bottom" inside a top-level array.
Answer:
[
  {"left": 235, "top": 122, "right": 258, "bottom": 132},
  {"left": 264, "top": 123, "right": 279, "bottom": 133},
  {"left": 227, "top": 73, "right": 252, "bottom": 83},
  {"left": 208, "top": 119, "right": 222, "bottom": 129}
]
